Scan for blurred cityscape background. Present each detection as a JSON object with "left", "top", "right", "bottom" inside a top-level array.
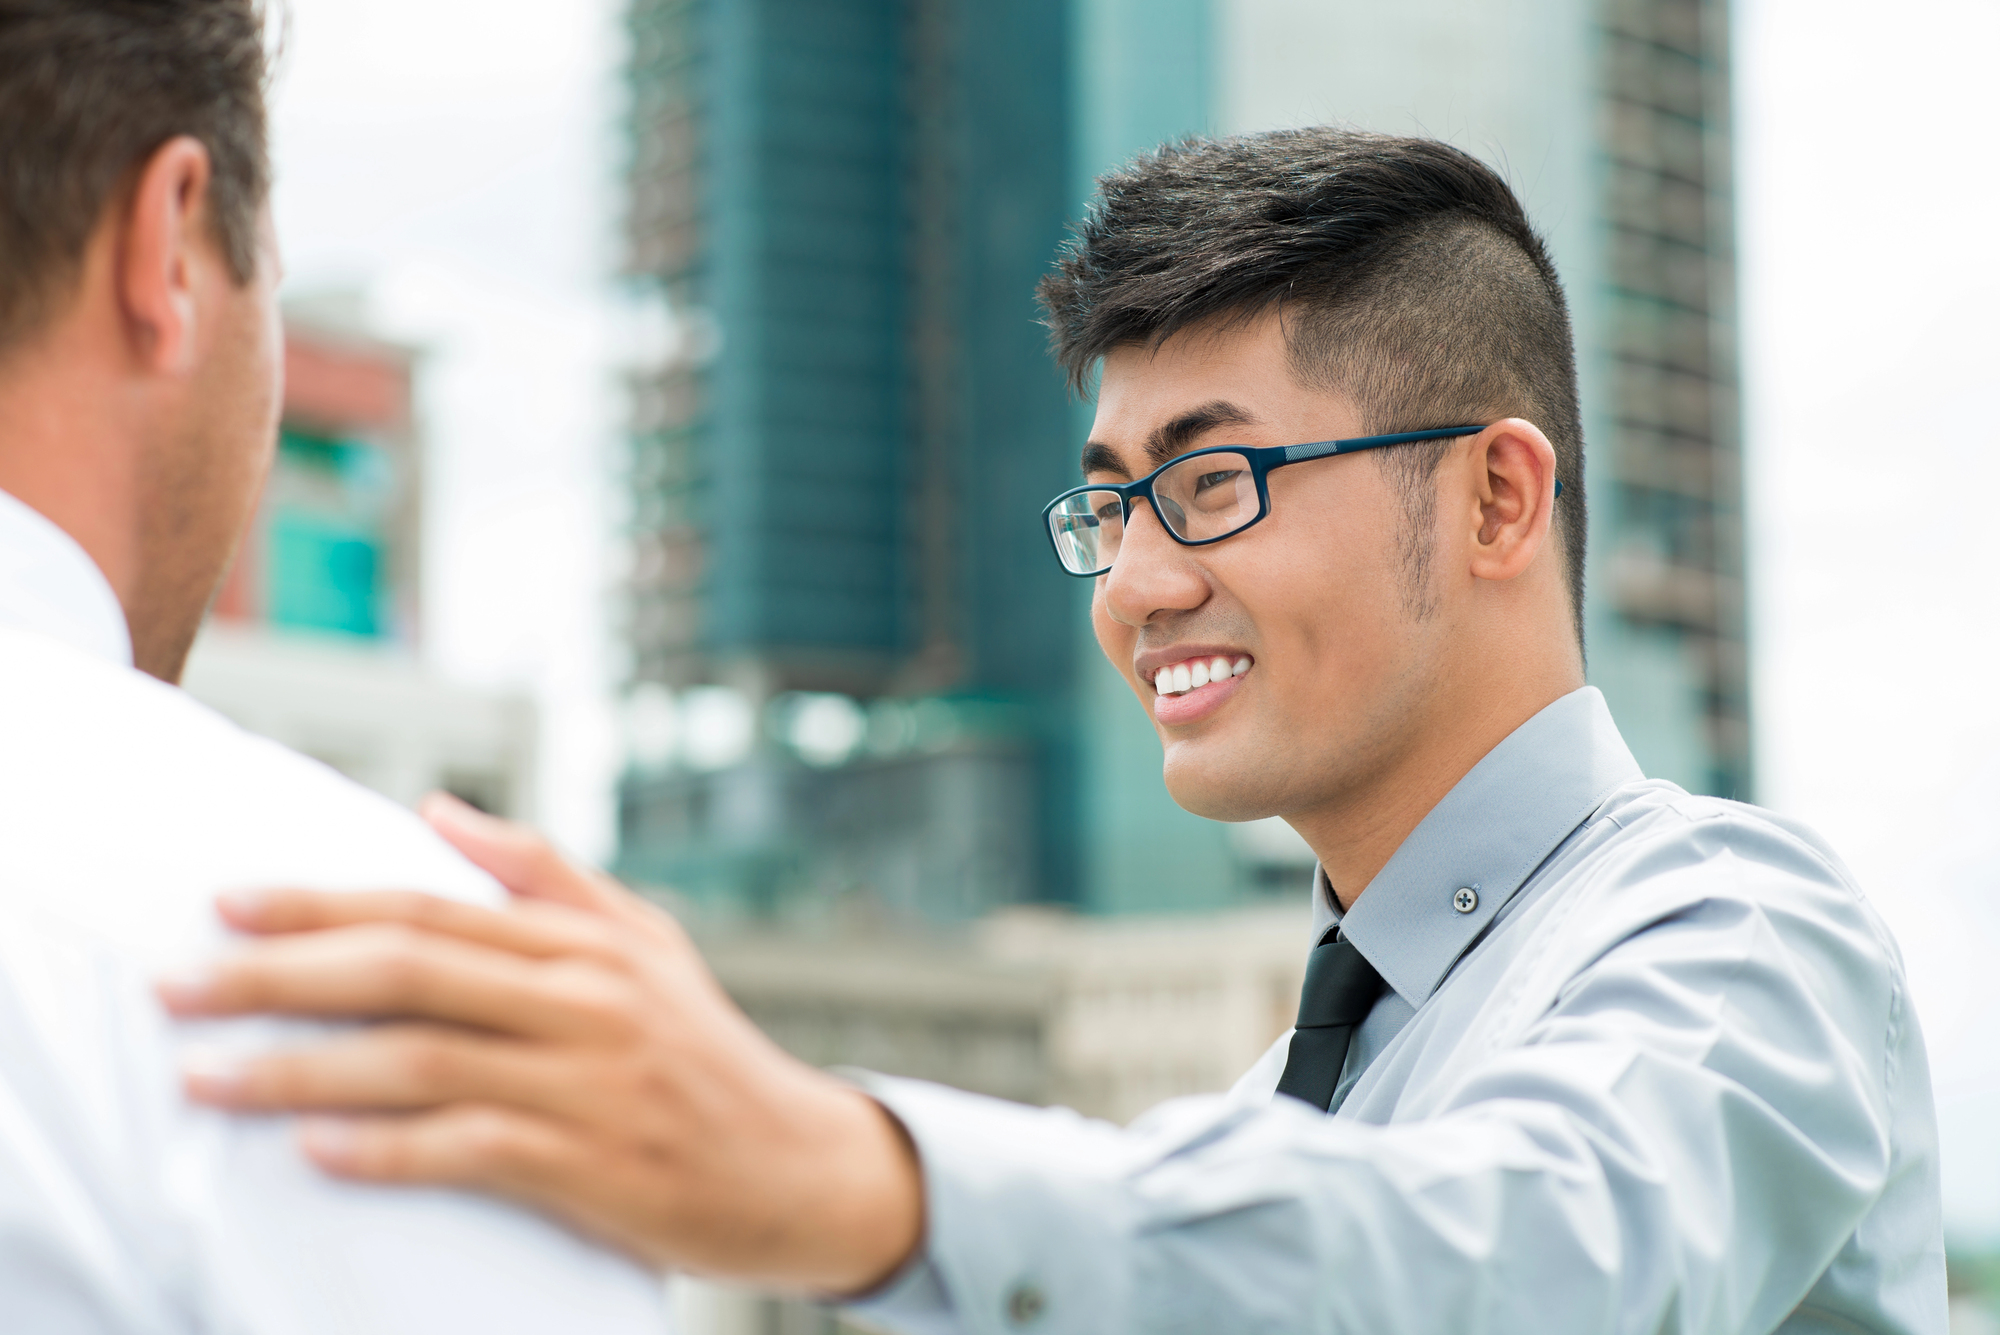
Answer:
[{"left": 185, "top": 0, "right": 2000, "bottom": 1329}]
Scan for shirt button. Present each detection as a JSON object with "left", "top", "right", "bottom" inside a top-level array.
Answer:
[
  {"left": 1452, "top": 886, "right": 1479, "bottom": 914},
  {"left": 1006, "top": 1280, "right": 1047, "bottom": 1326}
]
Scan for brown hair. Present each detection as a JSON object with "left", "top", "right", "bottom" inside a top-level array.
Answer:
[
  {"left": 0, "top": 0, "right": 272, "bottom": 347},
  {"left": 1039, "top": 128, "right": 1586, "bottom": 643}
]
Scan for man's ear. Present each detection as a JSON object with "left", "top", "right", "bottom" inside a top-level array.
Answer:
[
  {"left": 1465, "top": 417, "right": 1559, "bottom": 584},
  {"left": 116, "top": 136, "right": 217, "bottom": 375}
]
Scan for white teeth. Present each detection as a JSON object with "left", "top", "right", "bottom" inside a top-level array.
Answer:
[{"left": 1155, "top": 656, "right": 1253, "bottom": 696}]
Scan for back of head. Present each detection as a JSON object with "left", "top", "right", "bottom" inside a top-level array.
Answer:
[
  {"left": 1038, "top": 128, "right": 1587, "bottom": 643},
  {"left": 0, "top": 0, "right": 270, "bottom": 351}
]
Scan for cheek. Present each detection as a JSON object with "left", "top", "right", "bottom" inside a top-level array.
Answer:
[{"left": 1245, "top": 513, "right": 1403, "bottom": 689}]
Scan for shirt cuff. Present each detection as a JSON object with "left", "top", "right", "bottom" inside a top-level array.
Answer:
[
  {"left": 839, "top": 1250, "right": 957, "bottom": 1335},
  {"left": 839, "top": 1074, "right": 1145, "bottom": 1335}
]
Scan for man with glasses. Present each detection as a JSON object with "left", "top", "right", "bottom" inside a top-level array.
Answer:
[{"left": 173, "top": 130, "right": 1946, "bottom": 1333}]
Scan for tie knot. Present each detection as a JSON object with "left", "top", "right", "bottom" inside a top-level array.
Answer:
[{"left": 1294, "top": 933, "right": 1384, "bottom": 1029}]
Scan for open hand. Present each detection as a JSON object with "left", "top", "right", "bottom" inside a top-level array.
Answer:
[{"left": 156, "top": 794, "right": 924, "bottom": 1295}]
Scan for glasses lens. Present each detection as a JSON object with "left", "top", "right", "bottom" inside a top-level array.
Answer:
[
  {"left": 1048, "top": 490, "right": 1124, "bottom": 574},
  {"left": 1152, "top": 452, "right": 1258, "bottom": 543}
]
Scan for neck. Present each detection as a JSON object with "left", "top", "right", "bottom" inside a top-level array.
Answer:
[
  {"left": 0, "top": 278, "right": 146, "bottom": 624},
  {"left": 1289, "top": 638, "right": 1583, "bottom": 911}
]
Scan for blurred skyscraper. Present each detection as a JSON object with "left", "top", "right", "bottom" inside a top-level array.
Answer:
[{"left": 616, "top": 0, "right": 1748, "bottom": 921}]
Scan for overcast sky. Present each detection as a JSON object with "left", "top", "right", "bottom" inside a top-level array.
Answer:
[
  {"left": 266, "top": 0, "right": 2000, "bottom": 1242},
  {"left": 267, "top": 0, "right": 628, "bottom": 860},
  {"left": 1737, "top": 0, "right": 2000, "bottom": 1242}
]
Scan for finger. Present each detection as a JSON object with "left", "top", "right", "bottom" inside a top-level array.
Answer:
[
  {"left": 421, "top": 794, "right": 655, "bottom": 931},
  {"left": 298, "top": 1107, "right": 666, "bottom": 1269},
  {"left": 181, "top": 1024, "right": 580, "bottom": 1119},
  {"left": 155, "top": 924, "right": 625, "bottom": 1041},
  {"left": 419, "top": 794, "right": 611, "bottom": 911},
  {"left": 299, "top": 1104, "right": 576, "bottom": 1193},
  {"left": 214, "top": 887, "right": 621, "bottom": 960}
]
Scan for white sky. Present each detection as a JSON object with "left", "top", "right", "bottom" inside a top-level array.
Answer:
[
  {"left": 268, "top": 0, "right": 2000, "bottom": 1242},
  {"left": 1738, "top": 0, "right": 2000, "bottom": 1243},
  {"left": 268, "top": 0, "right": 629, "bottom": 861}
]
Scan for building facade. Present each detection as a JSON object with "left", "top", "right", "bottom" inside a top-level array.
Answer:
[
  {"left": 620, "top": 0, "right": 1082, "bottom": 917},
  {"left": 616, "top": 0, "right": 1749, "bottom": 919}
]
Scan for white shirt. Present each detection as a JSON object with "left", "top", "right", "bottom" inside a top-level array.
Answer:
[
  {"left": 0, "top": 487, "right": 671, "bottom": 1334},
  {"left": 851, "top": 688, "right": 1946, "bottom": 1335}
]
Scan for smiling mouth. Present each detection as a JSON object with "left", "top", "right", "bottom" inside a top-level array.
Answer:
[{"left": 1152, "top": 654, "right": 1252, "bottom": 697}]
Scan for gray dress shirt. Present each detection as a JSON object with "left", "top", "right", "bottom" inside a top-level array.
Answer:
[{"left": 849, "top": 687, "right": 1945, "bottom": 1335}]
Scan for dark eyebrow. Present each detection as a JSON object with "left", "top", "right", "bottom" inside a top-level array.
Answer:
[
  {"left": 1079, "top": 440, "right": 1126, "bottom": 477},
  {"left": 1078, "top": 400, "right": 1260, "bottom": 479}
]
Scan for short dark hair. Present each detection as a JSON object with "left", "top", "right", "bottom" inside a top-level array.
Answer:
[
  {"left": 0, "top": 0, "right": 271, "bottom": 348},
  {"left": 1038, "top": 128, "right": 1586, "bottom": 644}
]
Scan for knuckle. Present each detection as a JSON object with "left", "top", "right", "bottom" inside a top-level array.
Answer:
[
  {"left": 391, "top": 1035, "right": 453, "bottom": 1090},
  {"left": 279, "top": 889, "right": 343, "bottom": 927},
  {"left": 491, "top": 817, "right": 544, "bottom": 858},
  {"left": 212, "top": 959, "right": 274, "bottom": 1010},
  {"left": 526, "top": 901, "right": 613, "bottom": 953},
  {"left": 390, "top": 890, "right": 445, "bottom": 927},
  {"left": 241, "top": 1052, "right": 301, "bottom": 1103},
  {"left": 366, "top": 927, "right": 431, "bottom": 1000},
  {"left": 554, "top": 970, "right": 639, "bottom": 1034},
  {"left": 578, "top": 920, "right": 636, "bottom": 968},
  {"left": 522, "top": 841, "right": 570, "bottom": 888},
  {"left": 456, "top": 1107, "right": 527, "bottom": 1167},
  {"left": 353, "top": 1124, "right": 413, "bottom": 1178}
]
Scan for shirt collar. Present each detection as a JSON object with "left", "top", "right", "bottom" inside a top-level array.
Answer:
[
  {"left": 0, "top": 487, "right": 133, "bottom": 667},
  {"left": 1310, "top": 686, "right": 1642, "bottom": 1007}
]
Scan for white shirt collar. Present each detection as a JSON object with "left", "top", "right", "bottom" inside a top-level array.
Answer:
[{"left": 0, "top": 487, "right": 133, "bottom": 667}]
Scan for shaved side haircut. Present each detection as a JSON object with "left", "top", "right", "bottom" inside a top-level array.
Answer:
[
  {"left": 1038, "top": 129, "right": 1587, "bottom": 643},
  {"left": 0, "top": 0, "right": 272, "bottom": 349}
]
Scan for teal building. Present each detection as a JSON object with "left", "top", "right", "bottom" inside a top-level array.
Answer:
[{"left": 617, "top": 0, "right": 1748, "bottom": 919}]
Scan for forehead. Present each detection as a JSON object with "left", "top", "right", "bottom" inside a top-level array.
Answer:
[{"left": 1086, "top": 311, "right": 1362, "bottom": 476}]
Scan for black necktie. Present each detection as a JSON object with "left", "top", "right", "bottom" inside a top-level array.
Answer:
[{"left": 1275, "top": 928, "right": 1385, "bottom": 1112}]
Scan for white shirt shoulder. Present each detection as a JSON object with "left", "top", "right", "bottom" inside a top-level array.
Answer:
[{"left": 0, "top": 624, "right": 669, "bottom": 1334}]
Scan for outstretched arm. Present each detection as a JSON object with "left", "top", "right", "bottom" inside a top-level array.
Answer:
[{"left": 164, "top": 796, "right": 1916, "bottom": 1335}]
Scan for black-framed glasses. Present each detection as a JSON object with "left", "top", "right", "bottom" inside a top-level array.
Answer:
[{"left": 1042, "top": 425, "right": 1561, "bottom": 577}]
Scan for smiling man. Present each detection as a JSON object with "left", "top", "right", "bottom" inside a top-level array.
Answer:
[{"left": 172, "top": 130, "right": 1946, "bottom": 1333}]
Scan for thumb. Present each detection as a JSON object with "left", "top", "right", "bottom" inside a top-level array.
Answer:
[{"left": 419, "top": 792, "right": 627, "bottom": 916}]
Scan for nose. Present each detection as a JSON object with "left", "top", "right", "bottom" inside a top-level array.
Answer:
[{"left": 1100, "top": 498, "right": 1209, "bottom": 627}]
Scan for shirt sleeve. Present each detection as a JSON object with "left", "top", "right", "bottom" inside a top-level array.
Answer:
[
  {"left": 844, "top": 834, "right": 1914, "bottom": 1335},
  {"left": 0, "top": 913, "right": 672, "bottom": 1335}
]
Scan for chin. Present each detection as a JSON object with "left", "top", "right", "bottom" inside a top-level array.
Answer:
[{"left": 1159, "top": 740, "right": 1283, "bottom": 823}]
